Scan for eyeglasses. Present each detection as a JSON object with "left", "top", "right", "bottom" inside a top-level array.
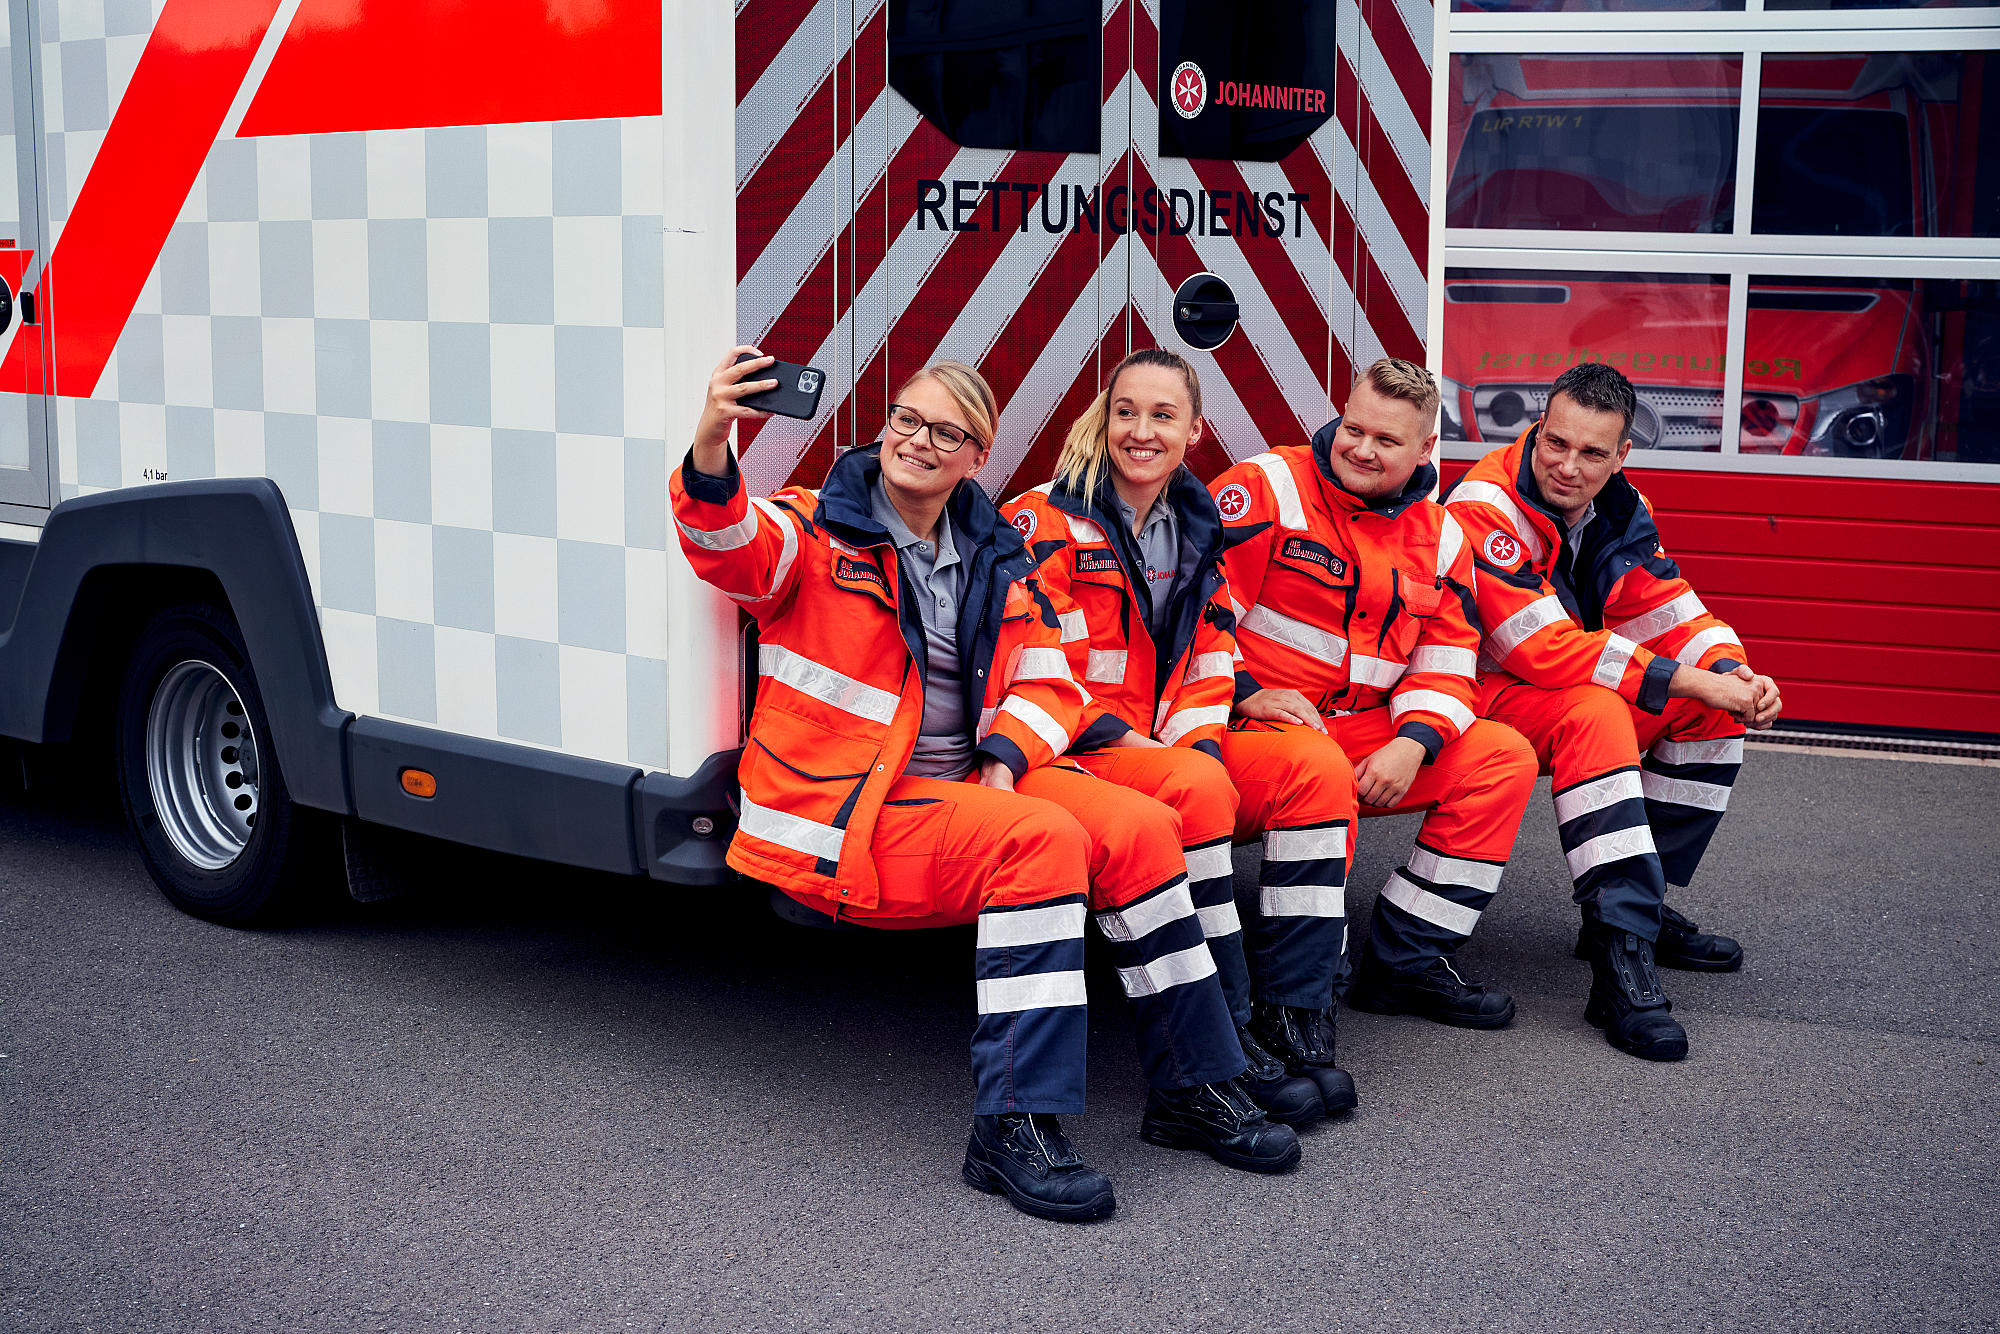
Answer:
[{"left": 886, "top": 404, "right": 978, "bottom": 453}]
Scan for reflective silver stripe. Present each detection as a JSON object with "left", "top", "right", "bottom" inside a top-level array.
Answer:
[
  {"left": 1068, "top": 514, "right": 1107, "bottom": 542},
  {"left": 1675, "top": 625, "right": 1742, "bottom": 666},
  {"left": 1565, "top": 827, "right": 1659, "bottom": 877},
  {"left": 1592, "top": 634, "right": 1639, "bottom": 690},
  {"left": 1379, "top": 871, "right": 1480, "bottom": 936},
  {"left": 1197, "top": 901, "right": 1243, "bottom": 938},
  {"left": 1229, "top": 595, "right": 1249, "bottom": 620},
  {"left": 1640, "top": 772, "right": 1733, "bottom": 812},
  {"left": 1613, "top": 591, "right": 1707, "bottom": 645},
  {"left": 1115, "top": 943, "right": 1218, "bottom": 997},
  {"left": 1158, "top": 704, "right": 1230, "bottom": 746},
  {"left": 1448, "top": 481, "right": 1547, "bottom": 562},
  {"left": 1085, "top": 648, "right": 1128, "bottom": 683},
  {"left": 1240, "top": 604, "right": 1348, "bottom": 663},
  {"left": 755, "top": 498, "right": 800, "bottom": 598},
  {"left": 1348, "top": 654, "right": 1405, "bottom": 689},
  {"left": 1408, "top": 645, "right": 1478, "bottom": 678},
  {"left": 976, "top": 902, "right": 1088, "bottom": 950},
  {"left": 1390, "top": 689, "right": 1475, "bottom": 734},
  {"left": 1652, "top": 736, "right": 1745, "bottom": 766},
  {"left": 994, "top": 694, "right": 1072, "bottom": 758},
  {"left": 977, "top": 970, "right": 1088, "bottom": 1014},
  {"left": 675, "top": 508, "right": 758, "bottom": 551},
  {"left": 758, "top": 645, "right": 900, "bottom": 725},
  {"left": 1058, "top": 609, "right": 1090, "bottom": 643},
  {"left": 1552, "top": 770, "right": 1645, "bottom": 826},
  {"left": 1185, "top": 651, "right": 1234, "bottom": 682},
  {"left": 1407, "top": 845, "right": 1504, "bottom": 893},
  {"left": 1012, "top": 647, "right": 1073, "bottom": 682},
  {"left": 1186, "top": 843, "right": 1233, "bottom": 883},
  {"left": 1248, "top": 452, "right": 1308, "bottom": 530},
  {"left": 1488, "top": 595, "right": 1569, "bottom": 660},
  {"left": 1264, "top": 825, "right": 1346, "bottom": 862},
  {"left": 1094, "top": 879, "right": 1196, "bottom": 943},
  {"left": 1260, "top": 884, "right": 1346, "bottom": 918},
  {"left": 738, "top": 795, "right": 844, "bottom": 863},
  {"left": 1436, "top": 513, "right": 1467, "bottom": 578}
]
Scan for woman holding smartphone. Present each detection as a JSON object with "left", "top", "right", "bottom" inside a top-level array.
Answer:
[
  {"left": 1004, "top": 349, "right": 1362, "bottom": 1120},
  {"left": 672, "top": 349, "right": 1299, "bottom": 1224}
]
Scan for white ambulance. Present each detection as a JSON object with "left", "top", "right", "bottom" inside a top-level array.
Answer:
[{"left": 0, "top": 0, "right": 1424, "bottom": 920}]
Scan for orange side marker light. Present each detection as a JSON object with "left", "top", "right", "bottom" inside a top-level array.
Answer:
[{"left": 400, "top": 768, "right": 438, "bottom": 799}]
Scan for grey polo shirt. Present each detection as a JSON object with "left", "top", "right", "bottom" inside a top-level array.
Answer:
[
  {"left": 870, "top": 480, "right": 973, "bottom": 781},
  {"left": 1115, "top": 493, "right": 1180, "bottom": 634}
]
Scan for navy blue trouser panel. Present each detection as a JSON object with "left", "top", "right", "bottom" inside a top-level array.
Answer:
[
  {"left": 971, "top": 895, "right": 1090, "bottom": 1114},
  {"left": 1096, "top": 876, "right": 1246, "bottom": 1091}
]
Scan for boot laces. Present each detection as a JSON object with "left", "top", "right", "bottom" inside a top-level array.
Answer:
[{"left": 998, "top": 1112, "right": 1082, "bottom": 1169}]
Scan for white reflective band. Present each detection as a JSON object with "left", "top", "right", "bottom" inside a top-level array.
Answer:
[
  {"left": 1552, "top": 770, "right": 1645, "bottom": 826},
  {"left": 1613, "top": 591, "right": 1707, "bottom": 646},
  {"left": 976, "top": 902, "right": 1088, "bottom": 950},
  {"left": 1115, "top": 943, "right": 1219, "bottom": 998},
  {"left": 1248, "top": 452, "right": 1308, "bottom": 530},
  {"left": 1085, "top": 648, "right": 1128, "bottom": 683},
  {"left": 1565, "top": 826, "right": 1660, "bottom": 878},
  {"left": 1407, "top": 645, "right": 1478, "bottom": 678},
  {"left": 1675, "top": 625, "right": 1743, "bottom": 667},
  {"left": 1260, "top": 884, "right": 1346, "bottom": 918},
  {"left": 1436, "top": 514, "right": 1467, "bottom": 578},
  {"left": 1013, "top": 647, "right": 1073, "bottom": 682},
  {"left": 757, "top": 645, "right": 900, "bottom": 726},
  {"left": 1158, "top": 704, "right": 1230, "bottom": 747},
  {"left": 1379, "top": 871, "right": 1480, "bottom": 937},
  {"left": 1390, "top": 689, "right": 1476, "bottom": 734},
  {"left": 1058, "top": 609, "right": 1090, "bottom": 643},
  {"left": 1641, "top": 772, "right": 1733, "bottom": 812},
  {"left": 675, "top": 508, "right": 758, "bottom": 551},
  {"left": 1185, "top": 651, "right": 1234, "bottom": 682},
  {"left": 1240, "top": 604, "right": 1348, "bottom": 664},
  {"left": 1406, "top": 845, "right": 1504, "bottom": 893},
  {"left": 995, "top": 694, "right": 1072, "bottom": 759},
  {"left": 977, "top": 970, "right": 1088, "bottom": 1014},
  {"left": 1197, "top": 901, "right": 1243, "bottom": 938},
  {"left": 1185, "top": 843, "right": 1234, "bottom": 883},
  {"left": 1651, "top": 736, "right": 1745, "bottom": 767},
  {"left": 755, "top": 499, "right": 799, "bottom": 597},
  {"left": 1264, "top": 825, "right": 1347, "bottom": 863},
  {"left": 1068, "top": 515, "right": 1107, "bottom": 543},
  {"left": 1592, "top": 634, "right": 1638, "bottom": 690},
  {"left": 1348, "top": 654, "right": 1406, "bottom": 689},
  {"left": 1489, "top": 595, "right": 1570, "bottom": 660},
  {"left": 738, "top": 796, "right": 844, "bottom": 863},
  {"left": 1447, "top": 482, "right": 1547, "bottom": 562},
  {"left": 1229, "top": 595, "right": 1248, "bottom": 621},
  {"left": 1095, "top": 880, "right": 1196, "bottom": 943}
]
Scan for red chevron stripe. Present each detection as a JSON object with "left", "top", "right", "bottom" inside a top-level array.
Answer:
[
  {"left": 1006, "top": 315, "right": 1130, "bottom": 494},
  {"left": 1362, "top": 0, "right": 1432, "bottom": 138},
  {"left": 736, "top": 52, "right": 847, "bottom": 280},
  {"left": 736, "top": 0, "right": 827, "bottom": 104},
  {"left": 1356, "top": 84, "right": 1430, "bottom": 272},
  {"left": 1182, "top": 155, "right": 1333, "bottom": 399}
]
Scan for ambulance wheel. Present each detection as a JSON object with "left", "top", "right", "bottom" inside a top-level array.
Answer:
[{"left": 114, "top": 603, "right": 328, "bottom": 926}]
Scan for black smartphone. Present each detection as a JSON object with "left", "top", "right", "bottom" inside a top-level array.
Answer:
[{"left": 735, "top": 352, "right": 827, "bottom": 421}]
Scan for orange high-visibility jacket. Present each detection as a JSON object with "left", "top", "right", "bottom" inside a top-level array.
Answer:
[
  {"left": 1209, "top": 420, "right": 1483, "bottom": 760},
  {"left": 671, "top": 443, "right": 1089, "bottom": 911},
  {"left": 1443, "top": 426, "right": 1749, "bottom": 714},
  {"left": 1002, "top": 468, "right": 1238, "bottom": 758}
]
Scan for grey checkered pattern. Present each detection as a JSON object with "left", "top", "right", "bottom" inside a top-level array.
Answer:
[{"left": 57, "top": 93, "right": 677, "bottom": 770}]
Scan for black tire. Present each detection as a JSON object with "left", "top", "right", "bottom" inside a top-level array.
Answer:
[{"left": 113, "top": 602, "right": 329, "bottom": 926}]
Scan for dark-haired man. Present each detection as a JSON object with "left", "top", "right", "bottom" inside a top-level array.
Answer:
[{"left": 1444, "top": 363, "right": 1781, "bottom": 1062}]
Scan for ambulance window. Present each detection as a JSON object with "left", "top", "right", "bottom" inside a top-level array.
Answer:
[
  {"left": 1767, "top": 0, "right": 1995, "bottom": 8},
  {"left": 1439, "top": 268, "right": 1730, "bottom": 452},
  {"left": 1445, "top": 54, "right": 1742, "bottom": 233},
  {"left": 1451, "top": 0, "right": 1741, "bottom": 9},
  {"left": 1753, "top": 52, "right": 1999, "bottom": 240},
  {"left": 888, "top": 0, "right": 1101, "bottom": 154},
  {"left": 1742, "top": 277, "right": 2000, "bottom": 465}
]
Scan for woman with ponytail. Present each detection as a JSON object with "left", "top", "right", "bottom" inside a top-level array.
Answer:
[{"left": 1004, "top": 349, "right": 1362, "bottom": 1123}]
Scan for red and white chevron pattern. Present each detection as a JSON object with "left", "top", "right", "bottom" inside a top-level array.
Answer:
[{"left": 732, "top": 0, "right": 1432, "bottom": 497}]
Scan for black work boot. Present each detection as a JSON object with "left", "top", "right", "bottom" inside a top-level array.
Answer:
[
  {"left": 1581, "top": 924, "right": 1689, "bottom": 1062},
  {"left": 1140, "top": 1079, "right": 1302, "bottom": 1173},
  {"left": 1346, "top": 952, "right": 1516, "bottom": 1029},
  {"left": 1573, "top": 904, "right": 1744, "bottom": 972},
  {"left": 962, "top": 1114, "right": 1116, "bottom": 1223},
  {"left": 1234, "top": 1026, "right": 1325, "bottom": 1128},
  {"left": 1251, "top": 1002, "right": 1358, "bottom": 1114}
]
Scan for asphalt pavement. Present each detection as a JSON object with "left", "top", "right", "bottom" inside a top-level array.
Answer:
[{"left": 2, "top": 746, "right": 1996, "bottom": 1334}]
